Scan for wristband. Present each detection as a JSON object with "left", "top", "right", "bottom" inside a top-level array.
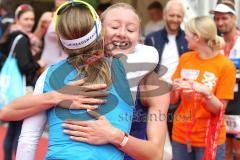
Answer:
[{"left": 118, "top": 132, "right": 129, "bottom": 148}]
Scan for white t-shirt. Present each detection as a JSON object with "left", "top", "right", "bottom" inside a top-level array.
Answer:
[
  {"left": 125, "top": 44, "right": 159, "bottom": 94},
  {"left": 161, "top": 34, "right": 179, "bottom": 82}
]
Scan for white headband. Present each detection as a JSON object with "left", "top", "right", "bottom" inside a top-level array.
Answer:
[{"left": 60, "top": 16, "right": 101, "bottom": 49}]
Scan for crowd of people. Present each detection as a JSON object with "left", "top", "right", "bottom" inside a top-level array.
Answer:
[{"left": 0, "top": 0, "right": 239, "bottom": 160}]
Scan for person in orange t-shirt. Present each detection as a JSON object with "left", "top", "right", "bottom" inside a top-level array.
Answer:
[{"left": 171, "top": 16, "right": 236, "bottom": 160}]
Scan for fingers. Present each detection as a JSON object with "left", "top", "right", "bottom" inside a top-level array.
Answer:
[
  {"left": 80, "top": 98, "right": 106, "bottom": 104},
  {"left": 80, "top": 84, "right": 108, "bottom": 92},
  {"left": 65, "top": 120, "right": 90, "bottom": 127},
  {"left": 63, "top": 130, "right": 88, "bottom": 138},
  {"left": 69, "top": 136, "right": 88, "bottom": 142},
  {"left": 67, "top": 78, "right": 108, "bottom": 91},
  {"left": 172, "top": 78, "right": 196, "bottom": 93},
  {"left": 57, "top": 85, "right": 108, "bottom": 97},
  {"left": 68, "top": 79, "right": 86, "bottom": 86},
  {"left": 58, "top": 100, "right": 73, "bottom": 109},
  {"left": 82, "top": 90, "right": 108, "bottom": 98},
  {"left": 69, "top": 103, "right": 99, "bottom": 110},
  {"left": 57, "top": 85, "right": 85, "bottom": 95},
  {"left": 87, "top": 110, "right": 102, "bottom": 119},
  {"left": 63, "top": 124, "right": 89, "bottom": 142},
  {"left": 63, "top": 123, "right": 89, "bottom": 132},
  {"left": 172, "top": 79, "right": 183, "bottom": 90},
  {"left": 58, "top": 100, "right": 103, "bottom": 110},
  {"left": 57, "top": 94, "right": 106, "bottom": 110}
]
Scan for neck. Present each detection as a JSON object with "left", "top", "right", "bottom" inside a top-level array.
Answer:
[
  {"left": 166, "top": 27, "right": 178, "bottom": 35},
  {"left": 224, "top": 27, "right": 237, "bottom": 43},
  {"left": 196, "top": 45, "right": 217, "bottom": 60}
]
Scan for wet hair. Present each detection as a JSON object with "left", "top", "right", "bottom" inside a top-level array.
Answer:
[
  {"left": 185, "top": 16, "right": 225, "bottom": 50},
  {"left": 56, "top": 3, "right": 111, "bottom": 86}
]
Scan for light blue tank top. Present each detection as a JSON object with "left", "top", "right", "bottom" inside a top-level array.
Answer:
[{"left": 43, "top": 59, "right": 134, "bottom": 160}]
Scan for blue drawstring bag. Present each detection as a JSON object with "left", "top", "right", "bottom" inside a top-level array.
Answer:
[{"left": 0, "top": 35, "right": 25, "bottom": 108}]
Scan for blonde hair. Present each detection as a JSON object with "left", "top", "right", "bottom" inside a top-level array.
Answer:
[
  {"left": 185, "top": 16, "right": 225, "bottom": 50},
  {"left": 56, "top": 5, "right": 111, "bottom": 86},
  {"left": 101, "top": 2, "right": 140, "bottom": 23}
]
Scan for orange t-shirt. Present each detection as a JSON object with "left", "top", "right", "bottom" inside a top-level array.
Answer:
[{"left": 171, "top": 51, "right": 236, "bottom": 147}]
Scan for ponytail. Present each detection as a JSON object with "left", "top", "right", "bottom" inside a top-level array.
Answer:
[{"left": 207, "top": 35, "right": 225, "bottom": 50}]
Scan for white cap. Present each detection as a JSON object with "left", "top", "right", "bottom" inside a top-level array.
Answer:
[{"left": 210, "top": 3, "right": 236, "bottom": 15}]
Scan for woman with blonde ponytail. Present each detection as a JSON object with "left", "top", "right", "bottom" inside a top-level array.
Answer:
[
  {"left": 207, "top": 35, "right": 225, "bottom": 51},
  {"left": 171, "top": 16, "right": 236, "bottom": 160}
]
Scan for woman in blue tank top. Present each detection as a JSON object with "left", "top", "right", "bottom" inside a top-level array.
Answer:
[
  {"left": 16, "top": 1, "right": 134, "bottom": 160},
  {"left": 16, "top": 2, "right": 170, "bottom": 160}
]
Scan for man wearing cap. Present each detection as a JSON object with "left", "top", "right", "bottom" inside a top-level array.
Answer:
[{"left": 211, "top": 1, "right": 240, "bottom": 160}]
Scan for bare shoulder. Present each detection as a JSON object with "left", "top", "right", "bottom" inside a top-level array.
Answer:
[{"left": 139, "top": 71, "right": 171, "bottom": 108}]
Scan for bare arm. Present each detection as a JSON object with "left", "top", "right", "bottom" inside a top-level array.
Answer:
[
  {"left": 0, "top": 71, "right": 107, "bottom": 121},
  {"left": 114, "top": 73, "right": 170, "bottom": 160},
  {"left": 63, "top": 72, "right": 170, "bottom": 160},
  {"left": 112, "top": 89, "right": 169, "bottom": 159},
  {"left": 0, "top": 92, "right": 59, "bottom": 121},
  {"left": 200, "top": 91, "right": 227, "bottom": 114}
]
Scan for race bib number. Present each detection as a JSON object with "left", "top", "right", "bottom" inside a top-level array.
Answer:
[
  {"left": 181, "top": 69, "right": 199, "bottom": 80},
  {"left": 225, "top": 115, "right": 240, "bottom": 134}
]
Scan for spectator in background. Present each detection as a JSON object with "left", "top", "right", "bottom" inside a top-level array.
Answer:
[
  {"left": 145, "top": 0, "right": 188, "bottom": 144},
  {"left": 144, "top": 1, "right": 164, "bottom": 36},
  {"left": 0, "top": 0, "right": 15, "bottom": 36},
  {"left": 96, "top": 2, "right": 111, "bottom": 16},
  {"left": 40, "top": 0, "right": 68, "bottom": 66},
  {"left": 0, "top": 2, "right": 51, "bottom": 70},
  {"left": 145, "top": 0, "right": 187, "bottom": 82},
  {"left": 0, "top": 0, "right": 15, "bottom": 69},
  {"left": 171, "top": 16, "right": 236, "bottom": 160},
  {"left": 210, "top": 1, "right": 240, "bottom": 160},
  {"left": 3, "top": 4, "right": 46, "bottom": 160}
]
